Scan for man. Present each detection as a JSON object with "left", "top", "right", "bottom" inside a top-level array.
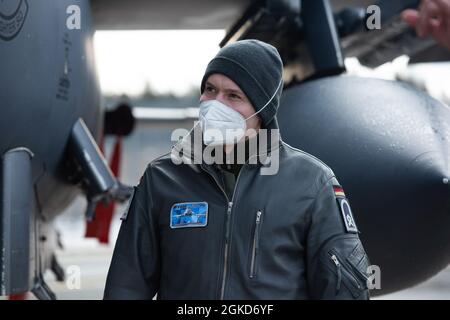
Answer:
[
  {"left": 402, "top": 0, "right": 450, "bottom": 51},
  {"left": 104, "top": 39, "right": 371, "bottom": 300}
]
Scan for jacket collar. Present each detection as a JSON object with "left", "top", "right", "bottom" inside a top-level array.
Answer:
[{"left": 171, "top": 117, "right": 282, "bottom": 168}]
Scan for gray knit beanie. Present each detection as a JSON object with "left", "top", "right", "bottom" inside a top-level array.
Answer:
[{"left": 200, "top": 39, "right": 284, "bottom": 127}]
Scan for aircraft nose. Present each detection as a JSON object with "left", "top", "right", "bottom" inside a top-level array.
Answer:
[
  {"left": 277, "top": 75, "right": 450, "bottom": 295},
  {"left": 403, "top": 151, "right": 450, "bottom": 212}
]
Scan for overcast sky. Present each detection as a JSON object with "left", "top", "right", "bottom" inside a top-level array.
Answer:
[
  {"left": 94, "top": 30, "right": 225, "bottom": 97},
  {"left": 94, "top": 30, "right": 450, "bottom": 104}
]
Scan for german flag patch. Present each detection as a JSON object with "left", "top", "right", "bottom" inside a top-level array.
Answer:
[{"left": 333, "top": 185, "right": 346, "bottom": 198}]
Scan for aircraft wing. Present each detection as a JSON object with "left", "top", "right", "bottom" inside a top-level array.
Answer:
[
  {"left": 91, "top": 0, "right": 252, "bottom": 30},
  {"left": 91, "top": 0, "right": 450, "bottom": 74}
]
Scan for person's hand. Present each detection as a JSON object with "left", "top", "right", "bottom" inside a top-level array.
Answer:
[{"left": 402, "top": 0, "right": 450, "bottom": 50}]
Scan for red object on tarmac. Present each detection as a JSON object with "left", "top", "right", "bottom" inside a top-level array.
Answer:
[{"left": 9, "top": 293, "right": 28, "bottom": 300}]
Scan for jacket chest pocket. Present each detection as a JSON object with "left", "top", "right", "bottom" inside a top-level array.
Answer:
[{"left": 248, "top": 210, "right": 263, "bottom": 279}]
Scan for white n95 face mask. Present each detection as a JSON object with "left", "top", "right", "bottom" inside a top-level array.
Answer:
[
  {"left": 198, "top": 77, "right": 283, "bottom": 146},
  {"left": 199, "top": 100, "right": 246, "bottom": 146}
]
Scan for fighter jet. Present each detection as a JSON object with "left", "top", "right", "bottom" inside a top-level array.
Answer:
[
  {"left": 1, "top": 0, "right": 133, "bottom": 299},
  {"left": 1, "top": 0, "right": 449, "bottom": 299}
]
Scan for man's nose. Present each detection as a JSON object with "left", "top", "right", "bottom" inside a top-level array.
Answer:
[{"left": 215, "top": 93, "right": 228, "bottom": 106}]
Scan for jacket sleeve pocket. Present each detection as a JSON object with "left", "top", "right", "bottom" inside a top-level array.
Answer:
[
  {"left": 306, "top": 175, "right": 371, "bottom": 300},
  {"left": 316, "top": 235, "right": 371, "bottom": 300}
]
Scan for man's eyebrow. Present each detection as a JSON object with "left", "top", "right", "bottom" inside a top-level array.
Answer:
[
  {"left": 205, "top": 81, "right": 245, "bottom": 96},
  {"left": 225, "top": 88, "right": 244, "bottom": 95}
]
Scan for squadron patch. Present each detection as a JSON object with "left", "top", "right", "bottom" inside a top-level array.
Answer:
[
  {"left": 170, "top": 202, "right": 208, "bottom": 229},
  {"left": 334, "top": 185, "right": 358, "bottom": 233}
]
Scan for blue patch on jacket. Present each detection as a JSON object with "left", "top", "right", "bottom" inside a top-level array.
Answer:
[{"left": 170, "top": 202, "right": 208, "bottom": 229}]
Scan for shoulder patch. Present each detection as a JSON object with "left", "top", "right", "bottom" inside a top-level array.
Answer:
[
  {"left": 170, "top": 202, "right": 208, "bottom": 229},
  {"left": 336, "top": 196, "right": 358, "bottom": 233},
  {"left": 120, "top": 187, "right": 136, "bottom": 221},
  {"left": 333, "top": 184, "right": 358, "bottom": 233}
]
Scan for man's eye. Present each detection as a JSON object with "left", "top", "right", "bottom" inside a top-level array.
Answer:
[
  {"left": 205, "top": 86, "right": 215, "bottom": 93},
  {"left": 229, "top": 93, "right": 241, "bottom": 100}
]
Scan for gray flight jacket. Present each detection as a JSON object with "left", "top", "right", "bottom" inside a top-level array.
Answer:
[{"left": 104, "top": 118, "right": 371, "bottom": 300}]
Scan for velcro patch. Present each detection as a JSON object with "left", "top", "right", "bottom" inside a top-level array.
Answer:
[
  {"left": 170, "top": 202, "right": 208, "bottom": 229},
  {"left": 336, "top": 197, "right": 358, "bottom": 233}
]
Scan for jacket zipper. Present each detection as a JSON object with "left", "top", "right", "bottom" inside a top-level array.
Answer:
[
  {"left": 220, "top": 201, "right": 232, "bottom": 300},
  {"left": 329, "top": 251, "right": 362, "bottom": 294},
  {"left": 330, "top": 254, "right": 342, "bottom": 294},
  {"left": 249, "top": 210, "right": 262, "bottom": 279},
  {"left": 220, "top": 167, "right": 246, "bottom": 299},
  {"left": 200, "top": 164, "right": 246, "bottom": 300}
]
